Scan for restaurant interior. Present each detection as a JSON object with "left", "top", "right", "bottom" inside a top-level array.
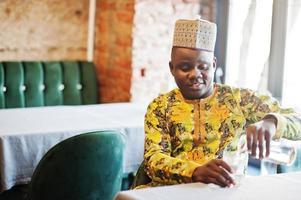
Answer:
[{"left": 0, "top": 0, "right": 301, "bottom": 199}]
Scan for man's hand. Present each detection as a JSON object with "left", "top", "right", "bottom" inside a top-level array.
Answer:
[
  {"left": 192, "top": 159, "right": 235, "bottom": 187},
  {"left": 246, "top": 117, "right": 277, "bottom": 159}
]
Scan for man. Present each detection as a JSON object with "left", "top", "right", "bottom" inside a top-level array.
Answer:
[{"left": 141, "top": 18, "right": 301, "bottom": 188}]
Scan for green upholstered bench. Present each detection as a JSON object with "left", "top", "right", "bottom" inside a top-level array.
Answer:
[
  {"left": 0, "top": 61, "right": 98, "bottom": 108},
  {"left": 0, "top": 61, "right": 134, "bottom": 190}
]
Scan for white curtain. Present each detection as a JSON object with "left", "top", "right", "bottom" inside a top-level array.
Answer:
[
  {"left": 225, "top": 0, "right": 273, "bottom": 92},
  {"left": 282, "top": 0, "right": 301, "bottom": 110},
  {"left": 225, "top": 0, "right": 301, "bottom": 111}
]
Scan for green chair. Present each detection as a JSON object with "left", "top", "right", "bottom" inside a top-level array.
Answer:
[
  {"left": 26, "top": 130, "right": 125, "bottom": 200},
  {"left": 130, "top": 160, "right": 151, "bottom": 189}
]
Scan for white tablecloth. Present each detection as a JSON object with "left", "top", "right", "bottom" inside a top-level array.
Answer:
[
  {"left": 0, "top": 103, "right": 147, "bottom": 191},
  {"left": 115, "top": 171, "right": 301, "bottom": 200}
]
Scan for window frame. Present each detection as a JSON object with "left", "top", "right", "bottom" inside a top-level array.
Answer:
[{"left": 267, "top": 0, "right": 289, "bottom": 102}]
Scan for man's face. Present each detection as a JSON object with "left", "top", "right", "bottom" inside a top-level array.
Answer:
[{"left": 169, "top": 47, "right": 216, "bottom": 100}]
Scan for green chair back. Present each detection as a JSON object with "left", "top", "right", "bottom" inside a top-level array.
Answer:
[
  {"left": 0, "top": 61, "right": 98, "bottom": 108},
  {"left": 131, "top": 160, "right": 151, "bottom": 189},
  {"left": 27, "top": 130, "right": 125, "bottom": 200}
]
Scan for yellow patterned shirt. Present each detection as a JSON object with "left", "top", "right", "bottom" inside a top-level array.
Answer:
[{"left": 144, "top": 83, "right": 301, "bottom": 186}]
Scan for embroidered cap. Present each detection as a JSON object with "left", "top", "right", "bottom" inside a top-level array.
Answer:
[{"left": 172, "top": 17, "right": 217, "bottom": 52}]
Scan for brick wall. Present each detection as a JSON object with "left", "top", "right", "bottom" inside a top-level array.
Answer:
[
  {"left": 200, "top": 0, "right": 216, "bottom": 22},
  {"left": 97, "top": 0, "right": 215, "bottom": 103},
  {"left": 0, "top": 0, "right": 88, "bottom": 61},
  {"left": 94, "top": 0, "right": 134, "bottom": 102},
  {"left": 130, "top": 0, "right": 202, "bottom": 102},
  {"left": 0, "top": 0, "right": 215, "bottom": 103}
]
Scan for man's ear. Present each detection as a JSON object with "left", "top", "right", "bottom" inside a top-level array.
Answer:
[
  {"left": 169, "top": 61, "right": 175, "bottom": 76},
  {"left": 213, "top": 57, "right": 217, "bottom": 72}
]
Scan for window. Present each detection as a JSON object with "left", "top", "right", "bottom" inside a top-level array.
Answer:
[
  {"left": 282, "top": 0, "right": 301, "bottom": 111},
  {"left": 222, "top": 0, "right": 301, "bottom": 110},
  {"left": 218, "top": 0, "right": 301, "bottom": 174},
  {"left": 225, "top": 0, "right": 273, "bottom": 92}
]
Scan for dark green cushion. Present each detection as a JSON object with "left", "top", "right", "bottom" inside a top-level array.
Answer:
[
  {"left": 44, "top": 62, "right": 64, "bottom": 106},
  {"left": 24, "top": 62, "right": 44, "bottom": 107},
  {"left": 27, "top": 130, "right": 125, "bottom": 200},
  {"left": 0, "top": 63, "right": 5, "bottom": 108},
  {"left": 0, "top": 61, "right": 99, "bottom": 108},
  {"left": 80, "top": 62, "right": 98, "bottom": 105},
  {"left": 62, "top": 61, "right": 82, "bottom": 105},
  {"left": 131, "top": 160, "right": 151, "bottom": 189},
  {"left": 3, "top": 62, "right": 25, "bottom": 108}
]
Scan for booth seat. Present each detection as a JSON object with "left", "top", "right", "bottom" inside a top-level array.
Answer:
[
  {"left": 0, "top": 61, "right": 98, "bottom": 108},
  {"left": 0, "top": 61, "right": 136, "bottom": 190}
]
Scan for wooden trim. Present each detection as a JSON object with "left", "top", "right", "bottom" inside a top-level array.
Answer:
[{"left": 87, "top": 0, "right": 96, "bottom": 62}]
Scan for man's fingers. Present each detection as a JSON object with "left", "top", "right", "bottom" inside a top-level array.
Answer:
[
  {"left": 206, "top": 176, "right": 224, "bottom": 187},
  {"left": 251, "top": 129, "right": 257, "bottom": 156},
  {"left": 246, "top": 126, "right": 253, "bottom": 152},
  {"left": 199, "top": 160, "right": 236, "bottom": 187},
  {"left": 208, "top": 171, "right": 233, "bottom": 188},
  {"left": 215, "top": 160, "right": 235, "bottom": 186},
  {"left": 216, "top": 159, "right": 232, "bottom": 173},
  {"left": 215, "top": 173, "right": 232, "bottom": 187},
  {"left": 219, "top": 167, "right": 235, "bottom": 185},
  {"left": 246, "top": 119, "right": 276, "bottom": 159},
  {"left": 265, "top": 130, "right": 271, "bottom": 157},
  {"left": 257, "top": 129, "right": 264, "bottom": 159},
  {"left": 199, "top": 167, "right": 227, "bottom": 187}
]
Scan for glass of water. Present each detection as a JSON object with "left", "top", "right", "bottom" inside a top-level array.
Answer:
[{"left": 222, "top": 134, "right": 249, "bottom": 186}]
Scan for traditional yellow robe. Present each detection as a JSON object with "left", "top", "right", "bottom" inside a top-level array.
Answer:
[{"left": 143, "top": 83, "right": 301, "bottom": 186}]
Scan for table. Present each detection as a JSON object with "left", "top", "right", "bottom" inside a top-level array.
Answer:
[
  {"left": 0, "top": 103, "right": 147, "bottom": 191},
  {"left": 115, "top": 171, "right": 301, "bottom": 200}
]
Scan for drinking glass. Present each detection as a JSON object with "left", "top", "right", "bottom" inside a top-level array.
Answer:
[
  {"left": 222, "top": 134, "right": 249, "bottom": 186},
  {"left": 258, "top": 139, "right": 297, "bottom": 166}
]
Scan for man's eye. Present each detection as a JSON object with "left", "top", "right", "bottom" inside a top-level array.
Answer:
[
  {"left": 180, "top": 65, "right": 190, "bottom": 71},
  {"left": 199, "top": 64, "right": 209, "bottom": 70}
]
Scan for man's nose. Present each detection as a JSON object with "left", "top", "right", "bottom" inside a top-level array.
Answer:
[{"left": 189, "top": 67, "right": 202, "bottom": 79}]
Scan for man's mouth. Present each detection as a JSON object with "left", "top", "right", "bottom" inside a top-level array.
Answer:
[{"left": 188, "top": 82, "right": 205, "bottom": 90}]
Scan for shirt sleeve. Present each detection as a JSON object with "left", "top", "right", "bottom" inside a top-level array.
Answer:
[
  {"left": 238, "top": 88, "right": 301, "bottom": 140},
  {"left": 144, "top": 96, "right": 200, "bottom": 185}
]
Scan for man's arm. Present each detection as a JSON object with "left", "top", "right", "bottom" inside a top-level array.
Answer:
[
  {"left": 238, "top": 88, "right": 301, "bottom": 157},
  {"left": 239, "top": 88, "right": 301, "bottom": 139}
]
